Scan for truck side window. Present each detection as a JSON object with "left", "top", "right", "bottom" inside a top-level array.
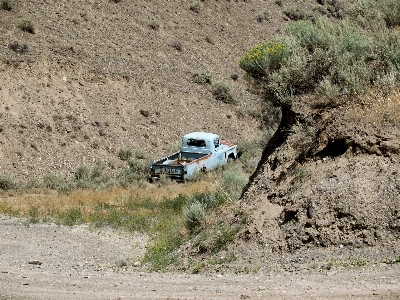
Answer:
[{"left": 214, "top": 137, "right": 219, "bottom": 148}]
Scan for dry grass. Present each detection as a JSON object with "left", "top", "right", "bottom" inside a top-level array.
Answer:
[
  {"left": 343, "top": 88, "right": 400, "bottom": 124},
  {"left": 0, "top": 180, "right": 218, "bottom": 219}
]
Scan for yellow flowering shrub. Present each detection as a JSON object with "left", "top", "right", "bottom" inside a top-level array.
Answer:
[{"left": 239, "top": 41, "right": 289, "bottom": 77}]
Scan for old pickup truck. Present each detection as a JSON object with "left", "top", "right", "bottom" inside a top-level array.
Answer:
[{"left": 149, "top": 132, "right": 237, "bottom": 181}]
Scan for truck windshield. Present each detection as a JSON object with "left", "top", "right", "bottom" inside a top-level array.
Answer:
[{"left": 187, "top": 139, "right": 206, "bottom": 147}]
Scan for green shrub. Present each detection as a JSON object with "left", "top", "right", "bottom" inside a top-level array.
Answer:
[
  {"left": 184, "top": 200, "right": 206, "bottom": 233},
  {"left": 351, "top": 0, "right": 400, "bottom": 29},
  {"left": 91, "top": 139, "right": 100, "bottom": 149},
  {"left": 0, "top": 175, "right": 16, "bottom": 190},
  {"left": 256, "top": 10, "right": 271, "bottom": 23},
  {"left": 190, "top": 1, "right": 203, "bottom": 13},
  {"left": 379, "top": 0, "right": 400, "bottom": 27},
  {"left": 74, "top": 165, "right": 90, "bottom": 181},
  {"left": 189, "top": 190, "right": 229, "bottom": 210},
  {"left": 220, "top": 165, "right": 247, "bottom": 201},
  {"left": 1, "top": 0, "right": 12, "bottom": 11},
  {"left": 285, "top": 19, "right": 334, "bottom": 51},
  {"left": 171, "top": 40, "right": 184, "bottom": 51},
  {"left": 8, "top": 42, "right": 28, "bottom": 54},
  {"left": 42, "top": 173, "right": 61, "bottom": 189},
  {"left": 57, "top": 207, "right": 83, "bottom": 226},
  {"left": 326, "top": 0, "right": 345, "bottom": 19},
  {"left": 149, "top": 20, "right": 160, "bottom": 30},
  {"left": 118, "top": 148, "right": 132, "bottom": 161},
  {"left": 275, "top": 0, "right": 283, "bottom": 7},
  {"left": 183, "top": 190, "right": 230, "bottom": 233},
  {"left": 193, "top": 70, "right": 212, "bottom": 85},
  {"left": 117, "top": 158, "right": 148, "bottom": 187},
  {"left": 212, "top": 224, "right": 241, "bottom": 252},
  {"left": 18, "top": 19, "right": 35, "bottom": 34},
  {"left": 57, "top": 182, "right": 74, "bottom": 195},
  {"left": 28, "top": 206, "right": 40, "bottom": 224},
  {"left": 211, "top": 82, "right": 237, "bottom": 104},
  {"left": 284, "top": 7, "right": 308, "bottom": 20}
]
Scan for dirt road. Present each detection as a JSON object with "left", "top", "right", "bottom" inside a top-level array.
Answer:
[{"left": 0, "top": 215, "right": 399, "bottom": 299}]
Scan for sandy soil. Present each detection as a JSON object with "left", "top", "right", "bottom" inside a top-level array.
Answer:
[{"left": 1, "top": 214, "right": 399, "bottom": 300}]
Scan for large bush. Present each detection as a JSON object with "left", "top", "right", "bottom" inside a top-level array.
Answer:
[{"left": 239, "top": 9, "right": 400, "bottom": 104}]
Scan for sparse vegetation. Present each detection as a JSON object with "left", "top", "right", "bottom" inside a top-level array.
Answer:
[
  {"left": 293, "top": 165, "right": 308, "bottom": 182},
  {"left": 237, "top": 130, "right": 273, "bottom": 173},
  {"left": 1, "top": 0, "right": 12, "bottom": 11},
  {"left": 118, "top": 148, "right": 132, "bottom": 161},
  {"left": 350, "top": 256, "right": 367, "bottom": 267},
  {"left": 30, "top": 142, "right": 38, "bottom": 151},
  {"left": 18, "top": 19, "right": 35, "bottom": 34},
  {"left": 190, "top": 1, "right": 203, "bottom": 13},
  {"left": 211, "top": 81, "right": 237, "bottom": 104},
  {"left": 171, "top": 40, "right": 183, "bottom": 52},
  {"left": 193, "top": 70, "right": 212, "bottom": 85},
  {"left": 28, "top": 206, "right": 40, "bottom": 224},
  {"left": 91, "top": 139, "right": 100, "bottom": 149},
  {"left": 8, "top": 42, "right": 28, "bottom": 54},
  {"left": 149, "top": 20, "right": 160, "bottom": 30},
  {"left": 220, "top": 165, "right": 247, "bottom": 201},
  {"left": 283, "top": 7, "right": 309, "bottom": 21},
  {"left": 0, "top": 175, "right": 16, "bottom": 190},
  {"left": 194, "top": 222, "right": 242, "bottom": 253},
  {"left": 256, "top": 10, "right": 271, "bottom": 23},
  {"left": 205, "top": 35, "right": 214, "bottom": 44}
]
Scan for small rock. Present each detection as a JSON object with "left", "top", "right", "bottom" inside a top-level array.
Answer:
[
  {"left": 140, "top": 110, "right": 150, "bottom": 117},
  {"left": 133, "top": 261, "right": 141, "bottom": 267},
  {"left": 116, "top": 259, "right": 127, "bottom": 267}
]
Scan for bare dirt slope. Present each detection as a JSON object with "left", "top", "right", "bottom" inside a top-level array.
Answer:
[{"left": 1, "top": 215, "right": 399, "bottom": 300}]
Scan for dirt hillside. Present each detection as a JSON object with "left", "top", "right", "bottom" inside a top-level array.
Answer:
[{"left": 1, "top": 0, "right": 297, "bottom": 181}]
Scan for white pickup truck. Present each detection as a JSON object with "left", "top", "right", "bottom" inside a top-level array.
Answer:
[{"left": 149, "top": 132, "right": 237, "bottom": 181}]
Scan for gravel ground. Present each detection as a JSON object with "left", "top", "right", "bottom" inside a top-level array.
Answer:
[{"left": 1, "top": 215, "right": 399, "bottom": 300}]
